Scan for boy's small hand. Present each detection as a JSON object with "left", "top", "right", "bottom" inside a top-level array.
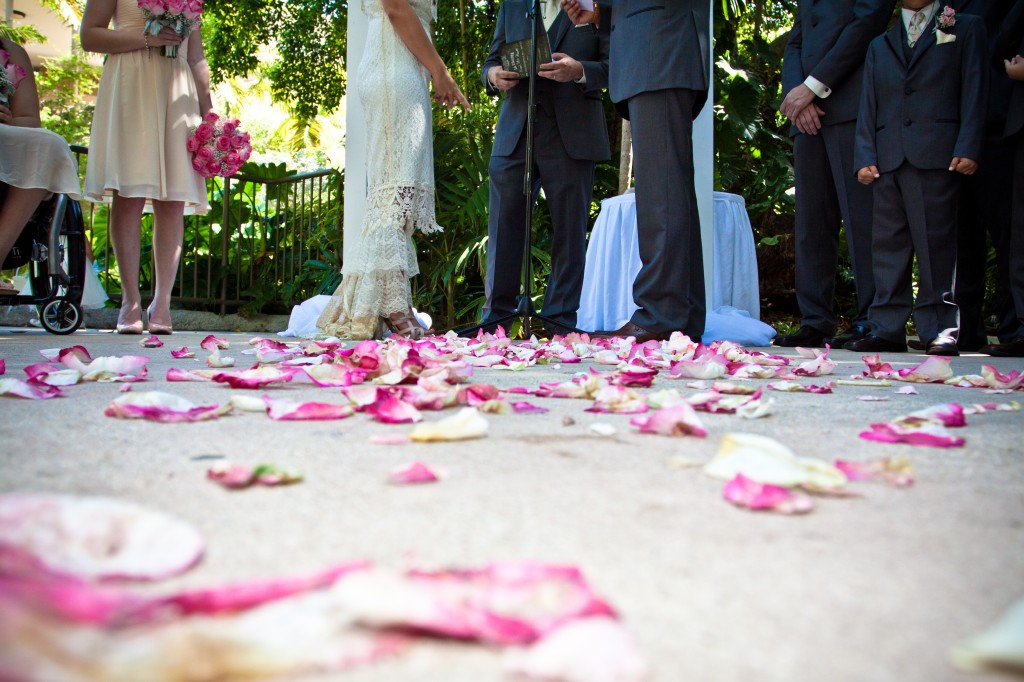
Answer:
[
  {"left": 857, "top": 166, "right": 880, "bottom": 186},
  {"left": 950, "top": 157, "right": 978, "bottom": 175},
  {"left": 1005, "top": 55, "right": 1024, "bottom": 82}
]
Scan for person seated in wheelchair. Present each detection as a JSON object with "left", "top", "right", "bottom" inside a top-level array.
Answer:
[{"left": 1, "top": 36, "right": 83, "bottom": 295}]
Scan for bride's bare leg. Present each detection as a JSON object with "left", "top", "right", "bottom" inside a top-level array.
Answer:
[{"left": 110, "top": 193, "right": 147, "bottom": 332}]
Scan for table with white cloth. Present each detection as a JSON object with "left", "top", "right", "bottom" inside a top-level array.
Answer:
[{"left": 577, "top": 191, "right": 762, "bottom": 335}]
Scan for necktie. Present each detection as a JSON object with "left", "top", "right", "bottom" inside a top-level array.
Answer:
[
  {"left": 907, "top": 11, "right": 926, "bottom": 47},
  {"left": 543, "top": 0, "right": 561, "bottom": 31}
]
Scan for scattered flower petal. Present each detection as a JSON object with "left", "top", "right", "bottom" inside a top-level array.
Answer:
[
  {"left": 704, "top": 433, "right": 847, "bottom": 489},
  {"left": 629, "top": 403, "right": 707, "bottom": 437},
  {"left": 723, "top": 474, "right": 814, "bottom": 514},
  {"left": 588, "top": 423, "right": 617, "bottom": 436},
  {"left": 263, "top": 396, "right": 355, "bottom": 421},
  {"left": 105, "top": 391, "right": 233, "bottom": 423},
  {"left": 836, "top": 457, "right": 914, "bottom": 487},
  {"left": 409, "top": 407, "right": 489, "bottom": 442},
  {"left": 388, "top": 461, "right": 443, "bottom": 485},
  {"left": 0, "top": 378, "right": 62, "bottom": 400},
  {"left": 140, "top": 335, "right": 164, "bottom": 348},
  {"left": 503, "top": 617, "right": 648, "bottom": 682},
  {"left": 951, "top": 596, "right": 1024, "bottom": 672},
  {"left": 212, "top": 367, "right": 295, "bottom": 389},
  {"left": 170, "top": 347, "right": 195, "bottom": 359},
  {"left": 207, "top": 462, "right": 303, "bottom": 489}
]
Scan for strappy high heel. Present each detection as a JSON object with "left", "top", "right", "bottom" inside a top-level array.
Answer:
[{"left": 383, "top": 309, "right": 433, "bottom": 339}]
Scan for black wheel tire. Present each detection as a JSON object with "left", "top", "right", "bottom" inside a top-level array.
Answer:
[{"left": 39, "top": 299, "right": 83, "bottom": 335}]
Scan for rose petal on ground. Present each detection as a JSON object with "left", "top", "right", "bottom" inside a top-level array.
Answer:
[
  {"left": 981, "top": 365, "right": 1024, "bottom": 391},
  {"left": 140, "top": 335, "right": 164, "bottom": 348},
  {"left": 511, "top": 401, "right": 549, "bottom": 414},
  {"left": 629, "top": 403, "right": 707, "bottom": 437},
  {"left": 66, "top": 355, "right": 149, "bottom": 382},
  {"left": 586, "top": 385, "right": 649, "bottom": 414},
  {"left": 333, "top": 562, "right": 617, "bottom": 646},
  {"left": 896, "top": 386, "right": 919, "bottom": 395},
  {"left": 0, "top": 358, "right": 4, "bottom": 375},
  {"left": 503, "top": 617, "right": 648, "bottom": 682},
  {"left": 588, "top": 423, "right": 617, "bottom": 436},
  {"left": 837, "top": 379, "right": 893, "bottom": 387},
  {"left": 301, "top": 364, "right": 366, "bottom": 387},
  {"left": 897, "top": 356, "right": 954, "bottom": 383},
  {"left": 212, "top": 367, "right": 295, "bottom": 389},
  {"left": 704, "top": 433, "right": 847, "bottom": 489},
  {"left": 263, "top": 395, "right": 355, "bottom": 421},
  {"left": 208, "top": 462, "right": 303, "bottom": 489},
  {"left": 170, "top": 347, "right": 195, "bottom": 359},
  {"left": 904, "top": 402, "right": 967, "bottom": 427},
  {"left": 669, "top": 355, "right": 729, "bottom": 380},
  {"left": 859, "top": 422, "right": 965, "bottom": 447},
  {"left": 370, "top": 434, "right": 411, "bottom": 445},
  {"left": 0, "top": 493, "right": 204, "bottom": 580},
  {"left": 0, "top": 378, "right": 62, "bottom": 400},
  {"left": 737, "top": 392, "right": 775, "bottom": 419},
  {"left": 409, "top": 407, "right": 488, "bottom": 442},
  {"left": 166, "top": 367, "right": 217, "bottom": 382},
  {"left": 723, "top": 474, "right": 814, "bottom": 514},
  {"left": 387, "top": 461, "right": 443, "bottom": 485},
  {"left": 200, "top": 335, "right": 230, "bottom": 351},
  {"left": 228, "top": 394, "right": 266, "bottom": 412},
  {"left": 793, "top": 349, "right": 836, "bottom": 377},
  {"left": 24, "top": 363, "right": 80, "bottom": 386},
  {"left": 105, "top": 391, "right": 233, "bottom": 423},
  {"left": 836, "top": 457, "right": 914, "bottom": 487},
  {"left": 205, "top": 348, "right": 236, "bottom": 368},
  {"left": 370, "top": 396, "right": 423, "bottom": 424},
  {"left": 951, "top": 596, "right": 1024, "bottom": 672},
  {"left": 858, "top": 395, "right": 890, "bottom": 402},
  {"left": 56, "top": 345, "right": 93, "bottom": 369}
]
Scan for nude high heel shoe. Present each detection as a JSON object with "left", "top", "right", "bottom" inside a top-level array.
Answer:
[{"left": 146, "top": 305, "right": 173, "bottom": 335}]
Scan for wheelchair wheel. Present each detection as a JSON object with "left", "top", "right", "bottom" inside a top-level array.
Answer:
[{"left": 39, "top": 299, "right": 83, "bottom": 335}]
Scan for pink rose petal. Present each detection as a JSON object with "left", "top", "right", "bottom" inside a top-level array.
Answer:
[
  {"left": 170, "top": 347, "right": 195, "bottom": 359},
  {"left": 207, "top": 462, "right": 303, "bottom": 489},
  {"left": 263, "top": 395, "right": 355, "bottom": 421},
  {"left": 387, "top": 461, "right": 442, "bottom": 485},
  {"left": 503, "top": 617, "right": 648, "bottom": 682},
  {"left": 0, "top": 378, "right": 62, "bottom": 400},
  {"left": 859, "top": 422, "right": 965, "bottom": 447},
  {"left": 896, "top": 356, "right": 954, "bottom": 383},
  {"left": 212, "top": 367, "right": 295, "bottom": 389},
  {"left": 723, "top": 474, "right": 814, "bottom": 514},
  {"left": 629, "top": 403, "right": 707, "bottom": 437},
  {"left": 300, "top": 364, "right": 367, "bottom": 387},
  {"left": 105, "top": 391, "right": 232, "bottom": 423},
  {"left": 370, "top": 396, "right": 423, "bottom": 424},
  {"left": 166, "top": 367, "right": 217, "bottom": 382},
  {"left": 836, "top": 457, "right": 914, "bottom": 487},
  {"left": 511, "top": 401, "right": 549, "bottom": 413},
  {"left": 140, "top": 335, "right": 164, "bottom": 348}
]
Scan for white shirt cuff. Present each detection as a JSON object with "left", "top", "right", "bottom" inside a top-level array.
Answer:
[
  {"left": 575, "top": 73, "right": 587, "bottom": 85},
  {"left": 804, "top": 76, "right": 831, "bottom": 99}
]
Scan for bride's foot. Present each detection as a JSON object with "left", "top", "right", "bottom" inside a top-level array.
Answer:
[
  {"left": 116, "top": 302, "right": 143, "bottom": 335},
  {"left": 146, "top": 305, "right": 173, "bottom": 335},
  {"left": 383, "top": 309, "right": 433, "bottom": 339}
]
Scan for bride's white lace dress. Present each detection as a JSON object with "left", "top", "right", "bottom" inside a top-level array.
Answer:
[{"left": 316, "top": 0, "right": 441, "bottom": 339}]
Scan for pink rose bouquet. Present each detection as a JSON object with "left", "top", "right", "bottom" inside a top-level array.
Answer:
[
  {"left": 138, "top": 0, "right": 203, "bottom": 59},
  {"left": 187, "top": 112, "right": 252, "bottom": 178},
  {"left": 0, "top": 48, "right": 27, "bottom": 107}
]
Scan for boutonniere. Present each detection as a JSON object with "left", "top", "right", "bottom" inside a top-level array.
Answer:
[{"left": 934, "top": 6, "right": 957, "bottom": 44}]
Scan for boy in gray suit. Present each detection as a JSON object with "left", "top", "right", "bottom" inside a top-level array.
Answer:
[{"left": 847, "top": 0, "right": 989, "bottom": 356}]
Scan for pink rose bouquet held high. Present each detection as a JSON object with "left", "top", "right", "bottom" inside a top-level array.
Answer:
[
  {"left": 137, "top": 0, "right": 203, "bottom": 59},
  {"left": 0, "top": 48, "right": 27, "bottom": 107},
  {"left": 186, "top": 112, "right": 253, "bottom": 178}
]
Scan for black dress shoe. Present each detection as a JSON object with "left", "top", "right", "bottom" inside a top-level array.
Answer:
[
  {"left": 926, "top": 336, "right": 959, "bottom": 356},
  {"left": 956, "top": 336, "right": 986, "bottom": 352},
  {"left": 592, "top": 321, "right": 673, "bottom": 343},
  {"left": 843, "top": 334, "right": 908, "bottom": 353},
  {"left": 830, "top": 324, "right": 871, "bottom": 347},
  {"left": 979, "top": 336, "right": 1024, "bottom": 357},
  {"left": 773, "top": 325, "right": 829, "bottom": 348},
  {"left": 907, "top": 338, "right": 927, "bottom": 351}
]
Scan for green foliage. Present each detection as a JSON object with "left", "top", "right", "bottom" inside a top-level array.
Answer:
[
  {"left": 0, "top": 24, "right": 46, "bottom": 44},
  {"left": 36, "top": 51, "right": 102, "bottom": 146}
]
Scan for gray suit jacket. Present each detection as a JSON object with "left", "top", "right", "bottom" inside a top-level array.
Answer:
[
  {"left": 781, "top": 0, "right": 896, "bottom": 129},
  {"left": 483, "top": 2, "right": 610, "bottom": 160},
  {"left": 597, "top": 0, "right": 710, "bottom": 119},
  {"left": 854, "top": 13, "right": 989, "bottom": 173}
]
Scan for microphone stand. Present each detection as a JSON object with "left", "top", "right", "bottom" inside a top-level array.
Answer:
[{"left": 456, "top": 0, "right": 580, "bottom": 339}]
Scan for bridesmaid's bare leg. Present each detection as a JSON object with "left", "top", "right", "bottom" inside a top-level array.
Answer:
[
  {"left": 110, "top": 193, "right": 147, "bottom": 331},
  {"left": 149, "top": 199, "right": 185, "bottom": 329},
  {"left": 0, "top": 186, "right": 48, "bottom": 266}
]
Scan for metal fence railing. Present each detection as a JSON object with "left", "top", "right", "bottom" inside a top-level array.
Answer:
[{"left": 71, "top": 145, "right": 343, "bottom": 315}]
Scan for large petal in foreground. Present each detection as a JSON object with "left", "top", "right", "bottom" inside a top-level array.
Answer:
[{"left": 105, "top": 391, "right": 233, "bottom": 423}]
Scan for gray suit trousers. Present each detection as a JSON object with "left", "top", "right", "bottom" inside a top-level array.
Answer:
[
  {"left": 627, "top": 88, "right": 705, "bottom": 338},
  {"left": 869, "top": 163, "right": 961, "bottom": 343},
  {"left": 793, "top": 121, "right": 875, "bottom": 335},
  {"left": 1010, "top": 131, "right": 1024, "bottom": 331},
  {"left": 483, "top": 105, "right": 595, "bottom": 327}
]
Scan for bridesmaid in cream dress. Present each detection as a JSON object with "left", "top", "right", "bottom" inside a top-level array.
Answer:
[
  {"left": 315, "top": 0, "right": 469, "bottom": 340},
  {"left": 81, "top": 0, "right": 212, "bottom": 334},
  {"left": 0, "top": 37, "right": 82, "bottom": 294}
]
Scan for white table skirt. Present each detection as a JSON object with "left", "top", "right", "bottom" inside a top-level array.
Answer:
[{"left": 577, "top": 191, "right": 761, "bottom": 333}]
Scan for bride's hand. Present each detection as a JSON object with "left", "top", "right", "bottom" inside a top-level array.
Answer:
[
  {"left": 0, "top": 104, "right": 11, "bottom": 125},
  {"left": 432, "top": 68, "right": 471, "bottom": 111}
]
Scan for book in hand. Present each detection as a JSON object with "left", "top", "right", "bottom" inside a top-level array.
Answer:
[{"left": 499, "top": 33, "right": 553, "bottom": 79}]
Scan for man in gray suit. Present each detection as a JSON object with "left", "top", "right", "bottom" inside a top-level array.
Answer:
[
  {"left": 848, "top": 0, "right": 989, "bottom": 355},
  {"left": 478, "top": 0, "right": 610, "bottom": 335},
  {"left": 563, "top": 0, "right": 711, "bottom": 342},
  {"left": 773, "top": 0, "right": 896, "bottom": 349}
]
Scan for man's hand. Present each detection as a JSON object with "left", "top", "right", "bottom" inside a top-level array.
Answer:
[
  {"left": 950, "top": 157, "right": 978, "bottom": 175},
  {"left": 857, "top": 166, "right": 880, "bottom": 186},
  {"left": 538, "top": 53, "right": 583, "bottom": 83},
  {"left": 780, "top": 83, "right": 817, "bottom": 119},
  {"left": 560, "top": 0, "right": 595, "bottom": 25},
  {"left": 1005, "top": 54, "right": 1024, "bottom": 82},
  {"left": 488, "top": 66, "right": 519, "bottom": 91},
  {"left": 794, "top": 103, "right": 825, "bottom": 135}
]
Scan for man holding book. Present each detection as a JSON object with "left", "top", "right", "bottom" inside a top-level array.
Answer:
[{"left": 478, "top": 0, "right": 610, "bottom": 335}]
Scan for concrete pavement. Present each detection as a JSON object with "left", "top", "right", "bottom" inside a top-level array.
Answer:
[{"left": 1, "top": 326, "right": 1022, "bottom": 681}]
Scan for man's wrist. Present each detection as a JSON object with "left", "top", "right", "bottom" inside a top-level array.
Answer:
[{"left": 803, "top": 75, "right": 831, "bottom": 99}]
